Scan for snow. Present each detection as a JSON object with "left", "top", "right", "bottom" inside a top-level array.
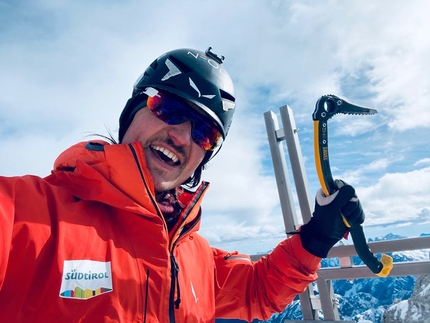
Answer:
[
  {"left": 420, "top": 282, "right": 430, "bottom": 296},
  {"left": 393, "top": 300, "right": 409, "bottom": 320}
]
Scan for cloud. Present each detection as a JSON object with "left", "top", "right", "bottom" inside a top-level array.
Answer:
[
  {"left": 1, "top": 0, "right": 429, "bottom": 254},
  {"left": 358, "top": 166, "right": 430, "bottom": 226},
  {"left": 414, "top": 158, "right": 430, "bottom": 167}
]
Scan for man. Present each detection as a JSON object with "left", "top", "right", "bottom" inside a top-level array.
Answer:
[{"left": 0, "top": 47, "right": 363, "bottom": 322}]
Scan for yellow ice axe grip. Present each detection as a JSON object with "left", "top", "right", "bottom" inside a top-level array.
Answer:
[{"left": 313, "top": 120, "right": 330, "bottom": 197}]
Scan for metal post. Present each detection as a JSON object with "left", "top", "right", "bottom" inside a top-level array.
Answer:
[
  {"left": 279, "top": 105, "right": 314, "bottom": 223},
  {"left": 316, "top": 277, "right": 339, "bottom": 320},
  {"left": 264, "top": 111, "right": 299, "bottom": 232}
]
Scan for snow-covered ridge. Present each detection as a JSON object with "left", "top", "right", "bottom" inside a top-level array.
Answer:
[{"left": 383, "top": 275, "right": 430, "bottom": 323}]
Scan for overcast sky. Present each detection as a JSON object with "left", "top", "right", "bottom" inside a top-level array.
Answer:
[{"left": 1, "top": 0, "right": 429, "bottom": 254}]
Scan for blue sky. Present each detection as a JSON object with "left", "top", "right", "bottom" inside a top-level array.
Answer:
[{"left": 1, "top": 0, "right": 429, "bottom": 254}]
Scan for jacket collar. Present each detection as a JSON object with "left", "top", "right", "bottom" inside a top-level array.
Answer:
[{"left": 48, "top": 141, "right": 210, "bottom": 230}]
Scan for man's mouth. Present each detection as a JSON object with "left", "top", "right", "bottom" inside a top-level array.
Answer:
[{"left": 150, "top": 144, "right": 181, "bottom": 166}]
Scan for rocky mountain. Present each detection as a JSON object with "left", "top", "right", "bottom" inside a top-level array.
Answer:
[{"left": 382, "top": 275, "right": 430, "bottom": 323}]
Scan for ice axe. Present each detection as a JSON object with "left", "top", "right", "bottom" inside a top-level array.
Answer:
[{"left": 312, "top": 94, "right": 393, "bottom": 277}]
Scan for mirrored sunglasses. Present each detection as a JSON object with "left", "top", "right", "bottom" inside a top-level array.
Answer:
[{"left": 143, "top": 87, "right": 223, "bottom": 151}]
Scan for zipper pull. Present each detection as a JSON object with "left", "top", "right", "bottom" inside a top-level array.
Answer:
[{"left": 170, "top": 254, "right": 181, "bottom": 309}]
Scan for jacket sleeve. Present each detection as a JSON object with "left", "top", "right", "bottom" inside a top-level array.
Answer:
[
  {"left": 0, "top": 175, "right": 54, "bottom": 291},
  {"left": 0, "top": 176, "right": 17, "bottom": 288},
  {"left": 213, "top": 234, "right": 321, "bottom": 321}
]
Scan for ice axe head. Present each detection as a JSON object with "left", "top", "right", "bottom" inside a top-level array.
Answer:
[
  {"left": 312, "top": 94, "right": 377, "bottom": 122},
  {"left": 312, "top": 94, "right": 378, "bottom": 196}
]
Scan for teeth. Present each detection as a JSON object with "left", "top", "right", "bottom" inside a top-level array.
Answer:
[{"left": 151, "top": 145, "right": 179, "bottom": 163}]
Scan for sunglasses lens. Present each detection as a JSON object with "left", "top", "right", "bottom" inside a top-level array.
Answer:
[
  {"left": 191, "top": 122, "right": 223, "bottom": 151},
  {"left": 146, "top": 89, "right": 222, "bottom": 151}
]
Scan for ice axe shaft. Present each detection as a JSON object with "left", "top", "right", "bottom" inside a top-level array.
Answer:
[{"left": 312, "top": 95, "right": 393, "bottom": 277}]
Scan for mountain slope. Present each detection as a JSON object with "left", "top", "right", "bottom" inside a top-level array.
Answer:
[{"left": 382, "top": 275, "right": 430, "bottom": 323}]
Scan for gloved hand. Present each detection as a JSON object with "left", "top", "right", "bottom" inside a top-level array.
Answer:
[{"left": 299, "top": 180, "right": 365, "bottom": 258}]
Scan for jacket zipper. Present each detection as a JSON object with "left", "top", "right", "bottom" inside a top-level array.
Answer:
[
  {"left": 169, "top": 253, "right": 180, "bottom": 322},
  {"left": 168, "top": 213, "right": 202, "bottom": 322},
  {"left": 128, "top": 143, "right": 207, "bottom": 323},
  {"left": 144, "top": 269, "right": 150, "bottom": 323},
  {"left": 168, "top": 257, "right": 176, "bottom": 323}
]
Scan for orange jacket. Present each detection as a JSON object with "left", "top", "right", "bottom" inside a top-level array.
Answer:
[{"left": 0, "top": 141, "right": 320, "bottom": 323}]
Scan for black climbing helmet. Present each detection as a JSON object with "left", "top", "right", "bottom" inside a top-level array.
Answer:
[{"left": 118, "top": 47, "right": 236, "bottom": 143}]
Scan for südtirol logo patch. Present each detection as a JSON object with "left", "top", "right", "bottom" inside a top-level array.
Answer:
[{"left": 59, "top": 260, "right": 113, "bottom": 300}]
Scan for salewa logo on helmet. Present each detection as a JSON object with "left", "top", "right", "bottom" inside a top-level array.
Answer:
[
  {"left": 161, "top": 58, "right": 217, "bottom": 101},
  {"left": 161, "top": 58, "right": 182, "bottom": 81},
  {"left": 59, "top": 260, "right": 113, "bottom": 300},
  {"left": 189, "top": 77, "right": 215, "bottom": 100}
]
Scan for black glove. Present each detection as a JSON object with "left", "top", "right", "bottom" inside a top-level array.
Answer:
[{"left": 299, "top": 180, "right": 364, "bottom": 258}]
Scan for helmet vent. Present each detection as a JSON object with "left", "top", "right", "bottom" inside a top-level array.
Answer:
[
  {"left": 150, "top": 59, "right": 158, "bottom": 71},
  {"left": 220, "top": 89, "right": 235, "bottom": 102},
  {"left": 169, "top": 56, "right": 191, "bottom": 73}
]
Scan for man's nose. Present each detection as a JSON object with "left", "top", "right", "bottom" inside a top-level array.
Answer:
[{"left": 167, "top": 121, "right": 192, "bottom": 146}]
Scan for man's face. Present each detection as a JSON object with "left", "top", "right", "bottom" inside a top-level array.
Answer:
[{"left": 122, "top": 107, "right": 206, "bottom": 192}]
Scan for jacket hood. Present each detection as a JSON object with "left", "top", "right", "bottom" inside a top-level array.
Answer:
[{"left": 47, "top": 141, "right": 209, "bottom": 224}]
